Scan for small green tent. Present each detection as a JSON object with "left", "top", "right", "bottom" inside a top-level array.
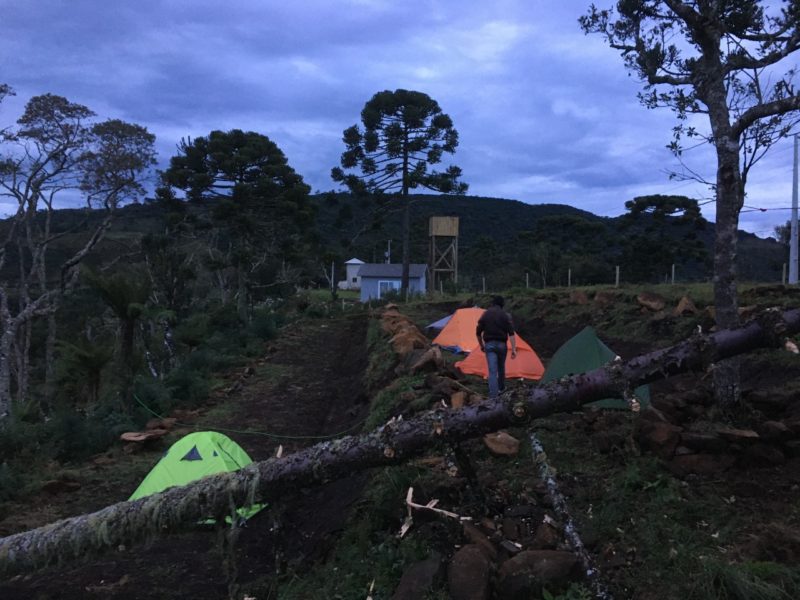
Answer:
[
  {"left": 541, "top": 326, "right": 650, "bottom": 409},
  {"left": 129, "top": 431, "right": 264, "bottom": 522}
]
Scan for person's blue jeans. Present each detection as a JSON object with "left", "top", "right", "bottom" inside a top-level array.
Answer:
[{"left": 484, "top": 340, "right": 507, "bottom": 398}]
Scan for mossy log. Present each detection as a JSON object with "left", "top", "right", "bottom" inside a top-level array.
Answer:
[{"left": 1, "top": 308, "right": 799, "bottom": 577}]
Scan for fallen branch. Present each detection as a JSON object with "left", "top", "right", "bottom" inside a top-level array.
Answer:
[
  {"left": 530, "top": 433, "right": 613, "bottom": 600},
  {"left": 1, "top": 308, "right": 798, "bottom": 576}
]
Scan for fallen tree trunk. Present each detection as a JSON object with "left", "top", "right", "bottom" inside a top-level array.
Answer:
[{"left": 1, "top": 308, "right": 799, "bottom": 576}]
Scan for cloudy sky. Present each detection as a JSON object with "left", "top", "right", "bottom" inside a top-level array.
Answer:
[{"left": 1, "top": 0, "right": 797, "bottom": 237}]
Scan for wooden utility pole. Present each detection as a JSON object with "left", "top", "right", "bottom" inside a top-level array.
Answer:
[{"left": 791, "top": 135, "right": 799, "bottom": 284}]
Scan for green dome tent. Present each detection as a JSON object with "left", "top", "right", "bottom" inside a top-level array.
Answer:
[
  {"left": 129, "top": 431, "right": 264, "bottom": 522},
  {"left": 541, "top": 326, "right": 650, "bottom": 409}
]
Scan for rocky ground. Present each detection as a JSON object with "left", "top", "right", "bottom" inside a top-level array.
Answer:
[{"left": 2, "top": 287, "right": 800, "bottom": 599}]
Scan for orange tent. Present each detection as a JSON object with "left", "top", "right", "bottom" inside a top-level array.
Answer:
[
  {"left": 431, "top": 307, "right": 485, "bottom": 353},
  {"left": 455, "top": 336, "right": 545, "bottom": 380},
  {"left": 433, "top": 307, "right": 545, "bottom": 380}
]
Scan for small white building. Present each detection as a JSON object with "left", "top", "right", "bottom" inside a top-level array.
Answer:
[
  {"left": 338, "top": 258, "right": 365, "bottom": 290},
  {"left": 358, "top": 263, "right": 428, "bottom": 301}
]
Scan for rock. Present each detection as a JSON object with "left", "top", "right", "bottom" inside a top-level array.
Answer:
[
  {"left": 680, "top": 431, "right": 728, "bottom": 453},
  {"left": 502, "top": 517, "right": 523, "bottom": 542},
  {"left": 169, "top": 408, "right": 200, "bottom": 421},
  {"left": 784, "top": 440, "right": 800, "bottom": 458},
  {"left": 569, "top": 290, "right": 589, "bottom": 305},
  {"left": 637, "top": 291, "right": 666, "bottom": 311},
  {"left": 409, "top": 345, "right": 444, "bottom": 374},
  {"left": 120, "top": 429, "right": 169, "bottom": 443},
  {"left": 594, "top": 290, "right": 618, "bottom": 307},
  {"left": 484, "top": 431, "right": 520, "bottom": 456},
  {"left": 448, "top": 545, "right": 491, "bottom": 600},
  {"left": 450, "top": 391, "right": 467, "bottom": 409},
  {"left": 496, "top": 550, "right": 579, "bottom": 599},
  {"left": 637, "top": 421, "right": 683, "bottom": 459},
  {"left": 463, "top": 522, "right": 498, "bottom": 561},
  {"left": 505, "top": 505, "right": 541, "bottom": 519},
  {"left": 673, "top": 295, "right": 699, "bottom": 316},
  {"left": 499, "top": 539, "right": 524, "bottom": 555},
  {"left": 530, "top": 521, "right": 560, "bottom": 550},
  {"left": 639, "top": 405, "right": 671, "bottom": 424},
  {"left": 40, "top": 479, "right": 81, "bottom": 495},
  {"left": 743, "top": 443, "right": 786, "bottom": 466},
  {"left": 667, "top": 453, "right": 736, "bottom": 477},
  {"left": 389, "top": 328, "right": 429, "bottom": 356},
  {"left": 391, "top": 553, "right": 443, "bottom": 600},
  {"left": 426, "top": 375, "right": 460, "bottom": 398},
  {"left": 145, "top": 417, "right": 177, "bottom": 431},
  {"left": 758, "top": 420, "right": 791, "bottom": 442},
  {"left": 715, "top": 426, "right": 760, "bottom": 443}
]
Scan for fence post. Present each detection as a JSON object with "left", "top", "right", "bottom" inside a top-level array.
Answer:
[
  {"left": 482, "top": 277, "right": 486, "bottom": 294},
  {"left": 615, "top": 266, "right": 620, "bottom": 288},
  {"left": 440, "top": 280, "right": 444, "bottom": 296},
  {"left": 671, "top": 264, "right": 675, "bottom": 285},
  {"left": 568, "top": 268, "right": 571, "bottom": 288},
  {"left": 526, "top": 272, "right": 529, "bottom": 289}
]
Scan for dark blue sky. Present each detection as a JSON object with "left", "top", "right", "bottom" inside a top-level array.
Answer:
[{"left": 1, "top": 0, "right": 796, "bottom": 237}]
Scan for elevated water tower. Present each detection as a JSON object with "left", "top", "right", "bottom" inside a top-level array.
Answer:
[{"left": 429, "top": 216, "right": 459, "bottom": 292}]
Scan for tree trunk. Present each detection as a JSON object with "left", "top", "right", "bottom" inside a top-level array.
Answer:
[
  {"left": 1, "top": 308, "right": 798, "bottom": 575},
  {"left": 712, "top": 138, "right": 745, "bottom": 409},
  {"left": 401, "top": 134, "right": 410, "bottom": 295},
  {"left": 121, "top": 318, "right": 136, "bottom": 367},
  {"left": 43, "top": 311, "right": 57, "bottom": 413},
  {"left": 13, "top": 320, "right": 31, "bottom": 406},
  {"left": 0, "top": 325, "right": 12, "bottom": 419},
  {"left": 401, "top": 195, "right": 410, "bottom": 295}
]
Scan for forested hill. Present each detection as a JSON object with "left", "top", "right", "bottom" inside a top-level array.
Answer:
[
  {"left": 5, "top": 192, "right": 786, "bottom": 288},
  {"left": 311, "top": 192, "right": 786, "bottom": 287}
]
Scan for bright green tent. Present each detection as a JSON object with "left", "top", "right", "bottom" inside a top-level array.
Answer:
[
  {"left": 129, "top": 431, "right": 264, "bottom": 522},
  {"left": 541, "top": 326, "right": 650, "bottom": 409}
]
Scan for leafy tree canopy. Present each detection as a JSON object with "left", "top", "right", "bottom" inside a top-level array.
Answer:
[
  {"left": 332, "top": 89, "right": 467, "bottom": 196},
  {"left": 624, "top": 194, "right": 706, "bottom": 226},
  {"left": 164, "top": 129, "right": 309, "bottom": 202}
]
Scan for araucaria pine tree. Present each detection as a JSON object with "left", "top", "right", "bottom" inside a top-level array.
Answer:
[{"left": 332, "top": 89, "right": 467, "bottom": 294}]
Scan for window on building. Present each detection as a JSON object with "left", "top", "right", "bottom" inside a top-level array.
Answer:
[{"left": 378, "top": 280, "right": 400, "bottom": 298}]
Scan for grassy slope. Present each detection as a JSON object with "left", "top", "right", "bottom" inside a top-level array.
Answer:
[{"left": 277, "top": 283, "right": 800, "bottom": 600}]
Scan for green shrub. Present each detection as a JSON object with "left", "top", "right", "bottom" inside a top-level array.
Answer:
[
  {"left": 174, "top": 314, "right": 210, "bottom": 349},
  {"left": 250, "top": 308, "right": 277, "bottom": 340},
  {"left": 0, "top": 462, "right": 24, "bottom": 502},
  {"left": 691, "top": 560, "right": 800, "bottom": 600},
  {"left": 166, "top": 366, "right": 211, "bottom": 405},
  {"left": 47, "top": 409, "right": 117, "bottom": 462},
  {"left": 0, "top": 418, "right": 45, "bottom": 459},
  {"left": 132, "top": 376, "right": 173, "bottom": 419}
]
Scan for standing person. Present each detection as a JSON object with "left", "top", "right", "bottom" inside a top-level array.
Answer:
[{"left": 476, "top": 296, "right": 517, "bottom": 398}]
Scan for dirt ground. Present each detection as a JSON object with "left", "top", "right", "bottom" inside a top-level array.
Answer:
[
  {"left": 0, "top": 313, "right": 371, "bottom": 600},
  {"left": 3, "top": 298, "right": 800, "bottom": 599}
]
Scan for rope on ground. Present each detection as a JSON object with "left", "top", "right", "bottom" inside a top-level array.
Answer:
[
  {"left": 133, "top": 393, "right": 368, "bottom": 441},
  {"left": 529, "top": 432, "right": 614, "bottom": 600}
]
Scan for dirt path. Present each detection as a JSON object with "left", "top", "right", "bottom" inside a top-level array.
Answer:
[{"left": 0, "top": 313, "right": 370, "bottom": 599}]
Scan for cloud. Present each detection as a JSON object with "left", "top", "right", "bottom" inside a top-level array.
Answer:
[{"left": 0, "top": 0, "right": 795, "bottom": 238}]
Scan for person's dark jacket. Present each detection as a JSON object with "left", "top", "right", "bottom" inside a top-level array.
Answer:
[{"left": 476, "top": 305, "right": 515, "bottom": 344}]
